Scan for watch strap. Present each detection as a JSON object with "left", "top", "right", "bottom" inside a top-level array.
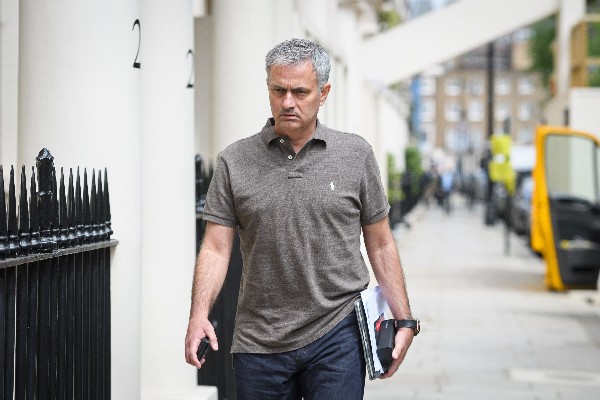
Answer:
[{"left": 394, "top": 319, "right": 420, "bottom": 336}]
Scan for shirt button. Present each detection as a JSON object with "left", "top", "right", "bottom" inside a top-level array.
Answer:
[
  {"left": 288, "top": 155, "right": 293, "bottom": 160},
  {"left": 279, "top": 138, "right": 285, "bottom": 144}
]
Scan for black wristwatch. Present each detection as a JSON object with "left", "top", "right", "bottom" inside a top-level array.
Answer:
[{"left": 394, "top": 319, "right": 420, "bottom": 336}]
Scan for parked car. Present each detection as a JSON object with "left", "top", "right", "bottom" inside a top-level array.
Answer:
[{"left": 511, "top": 175, "right": 534, "bottom": 237}]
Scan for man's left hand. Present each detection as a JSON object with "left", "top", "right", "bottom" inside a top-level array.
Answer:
[{"left": 380, "top": 327, "right": 414, "bottom": 379}]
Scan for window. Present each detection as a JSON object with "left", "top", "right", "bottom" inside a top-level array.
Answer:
[
  {"left": 470, "top": 128, "right": 484, "bottom": 151},
  {"left": 495, "top": 101, "right": 510, "bottom": 121},
  {"left": 444, "top": 101, "right": 461, "bottom": 122},
  {"left": 445, "top": 127, "right": 458, "bottom": 151},
  {"left": 421, "top": 123, "right": 436, "bottom": 143},
  {"left": 467, "top": 100, "right": 483, "bottom": 122},
  {"left": 420, "top": 99, "right": 436, "bottom": 122},
  {"left": 519, "top": 126, "right": 534, "bottom": 143},
  {"left": 420, "top": 76, "right": 437, "bottom": 96},
  {"left": 495, "top": 76, "right": 511, "bottom": 95},
  {"left": 445, "top": 78, "right": 462, "bottom": 96},
  {"left": 518, "top": 102, "right": 533, "bottom": 121},
  {"left": 518, "top": 76, "right": 535, "bottom": 95},
  {"left": 467, "top": 78, "right": 484, "bottom": 96}
]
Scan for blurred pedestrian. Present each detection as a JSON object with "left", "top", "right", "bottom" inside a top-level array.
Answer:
[{"left": 440, "top": 168, "right": 454, "bottom": 213}]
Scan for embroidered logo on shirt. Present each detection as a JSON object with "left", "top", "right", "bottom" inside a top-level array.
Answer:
[{"left": 330, "top": 181, "right": 335, "bottom": 191}]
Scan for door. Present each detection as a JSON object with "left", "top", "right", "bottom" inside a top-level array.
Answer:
[{"left": 531, "top": 126, "right": 600, "bottom": 290}]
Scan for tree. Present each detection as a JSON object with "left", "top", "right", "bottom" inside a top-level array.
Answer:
[
  {"left": 588, "top": 22, "right": 600, "bottom": 86},
  {"left": 527, "top": 16, "right": 556, "bottom": 88}
]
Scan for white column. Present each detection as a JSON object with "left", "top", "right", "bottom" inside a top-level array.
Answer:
[
  {"left": 17, "top": 1, "right": 143, "bottom": 399},
  {"left": 569, "top": 88, "right": 600, "bottom": 137},
  {"left": 139, "top": 1, "right": 206, "bottom": 399},
  {"left": 210, "top": 0, "right": 276, "bottom": 157},
  {"left": 194, "top": 15, "right": 214, "bottom": 160},
  {"left": 0, "top": 0, "right": 19, "bottom": 168}
]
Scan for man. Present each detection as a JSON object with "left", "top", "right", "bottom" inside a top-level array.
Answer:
[{"left": 185, "top": 38, "right": 415, "bottom": 399}]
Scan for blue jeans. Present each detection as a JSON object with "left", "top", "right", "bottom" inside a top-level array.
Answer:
[{"left": 233, "top": 312, "right": 366, "bottom": 400}]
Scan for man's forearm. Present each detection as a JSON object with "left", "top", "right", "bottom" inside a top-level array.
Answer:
[
  {"left": 363, "top": 218, "right": 412, "bottom": 320},
  {"left": 189, "top": 247, "right": 231, "bottom": 320},
  {"left": 369, "top": 241, "right": 412, "bottom": 320},
  {"left": 189, "top": 222, "right": 236, "bottom": 320}
]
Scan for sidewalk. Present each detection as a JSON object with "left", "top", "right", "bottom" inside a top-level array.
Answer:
[{"left": 364, "top": 196, "right": 600, "bottom": 399}]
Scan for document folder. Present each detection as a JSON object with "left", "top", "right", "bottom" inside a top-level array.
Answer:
[{"left": 354, "top": 286, "right": 393, "bottom": 380}]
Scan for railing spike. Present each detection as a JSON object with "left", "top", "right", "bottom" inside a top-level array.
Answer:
[
  {"left": 90, "top": 169, "right": 98, "bottom": 242},
  {"left": 82, "top": 168, "right": 91, "bottom": 242},
  {"left": 30, "top": 166, "right": 41, "bottom": 251},
  {"left": 18, "top": 165, "right": 31, "bottom": 253},
  {"left": 37, "top": 149, "right": 56, "bottom": 251},
  {"left": 97, "top": 170, "right": 105, "bottom": 240},
  {"left": 67, "top": 168, "right": 77, "bottom": 244},
  {"left": 103, "top": 168, "right": 112, "bottom": 239},
  {"left": 50, "top": 167, "right": 60, "bottom": 248},
  {"left": 0, "top": 165, "right": 8, "bottom": 258},
  {"left": 59, "top": 168, "right": 69, "bottom": 247},
  {"left": 8, "top": 166, "right": 19, "bottom": 255},
  {"left": 75, "top": 167, "right": 84, "bottom": 243}
]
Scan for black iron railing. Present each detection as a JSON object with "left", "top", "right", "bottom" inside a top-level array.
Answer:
[
  {"left": 195, "top": 155, "right": 240, "bottom": 400},
  {"left": 0, "top": 149, "right": 117, "bottom": 399}
]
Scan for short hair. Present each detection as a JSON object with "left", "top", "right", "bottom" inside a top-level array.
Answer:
[{"left": 265, "top": 38, "right": 331, "bottom": 91}]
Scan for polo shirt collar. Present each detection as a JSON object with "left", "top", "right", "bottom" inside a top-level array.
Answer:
[{"left": 260, "top": 118, "right": 328, "bottom": 146}]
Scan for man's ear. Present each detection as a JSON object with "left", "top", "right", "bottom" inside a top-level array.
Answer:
[{"left": 320, "top": 83, "right": 331, "bottom": 106}]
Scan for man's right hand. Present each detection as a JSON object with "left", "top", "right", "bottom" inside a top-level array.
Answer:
[{"left": 185, "top": 317, "right": 219, "bottom": 368}]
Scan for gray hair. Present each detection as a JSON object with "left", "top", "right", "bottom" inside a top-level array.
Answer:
[{"left": 265, "top": 38, "right": 331, "bottom": 91}]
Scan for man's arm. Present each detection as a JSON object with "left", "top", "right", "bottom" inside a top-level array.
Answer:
[
  {"left": 185, "top": 221, "right": 236, "bottom": 368},
  {"left": 362, "top": 216, "right": 413, "bottom": 379}
]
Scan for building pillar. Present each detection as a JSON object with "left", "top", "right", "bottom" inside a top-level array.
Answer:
[
  {"left": 17, "top": 1, "right": 143, "bottom": 399},
  {"left": 210, "top": 0, "right": 277, "bottom": 157},
  {"left": 0, "top": 0, "right": 19, "bottom": 168},
  {"left": 138, "top": 0, "right": 202, "bottom": 398}
]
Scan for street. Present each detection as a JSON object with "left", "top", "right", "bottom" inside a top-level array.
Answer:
[{"left": 364, "top": 196, "right": 600, "bottom": 399}]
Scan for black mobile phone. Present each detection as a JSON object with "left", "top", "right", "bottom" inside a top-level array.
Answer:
[{"left": 197, "top": 337, "right": 210, "bottom": 360}]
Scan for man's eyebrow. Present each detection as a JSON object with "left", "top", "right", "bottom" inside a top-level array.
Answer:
[{"left": 269, "top": 84, "right": 310, "bottom": 91}]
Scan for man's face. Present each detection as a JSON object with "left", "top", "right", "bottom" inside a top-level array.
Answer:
[{"left": 267, "top": 60, "right": 330, "bottom": 136}]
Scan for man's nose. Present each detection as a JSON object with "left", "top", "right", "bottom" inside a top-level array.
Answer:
[{"left": 282, "top": 91, "right": 295, "bottom": 108}]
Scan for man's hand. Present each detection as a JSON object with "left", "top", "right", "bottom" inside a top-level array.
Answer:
[
  {"left": 185, "top": 316, "right": 219, "bottom": 368},
  {"left": 380, "top": 327, "right": 414, "bottom": 379}
]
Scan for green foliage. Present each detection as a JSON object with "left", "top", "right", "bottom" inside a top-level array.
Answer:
[
  {"left": 388, "top": 147, "right": 425, "bottom": 203},
  {"left": 404, "top": 147, "right": 423, "bottom": 176},
  {"left": 387, "top": 153, "right": 403, "bottom": 203},
  {"left": 528, "top": 16, "right": 556, "bottom": 87},
  {"left": 588, "top": 21, "right": 600, "bottom": 86},
  {"left": 377, "top": 8, "right": 402, "bottom": 31},
  {"left": 403, "top": 147, "right": 424, "bottom": 197},
  {"left": 589, "top": 22, "right": 600, "bottom": 56},
  {"left": 588, "top": 0, "right": 600, "bottom": 13},
  {"left": 589, "top": 67, "right": 600, "bottom": 87}
]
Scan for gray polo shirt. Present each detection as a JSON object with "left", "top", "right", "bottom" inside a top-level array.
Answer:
[{"left": 203, "top": 118, "right": 390, "bottom": 353}]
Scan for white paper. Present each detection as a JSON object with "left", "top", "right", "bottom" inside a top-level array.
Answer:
[{"left": 360, "top": 286, "right": 393, "bottom": 375}]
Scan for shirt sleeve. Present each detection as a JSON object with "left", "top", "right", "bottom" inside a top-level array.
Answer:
[
  {"left": 202, "top": 153, "right": 238, "bottom": 227},
  {"left": 360, "top": 147, "right": 390, "bottom": 225}
]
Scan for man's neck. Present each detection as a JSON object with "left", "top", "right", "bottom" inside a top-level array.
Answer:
[{"left": 275, "top": 123, "right": 317, "bottom": 154}]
